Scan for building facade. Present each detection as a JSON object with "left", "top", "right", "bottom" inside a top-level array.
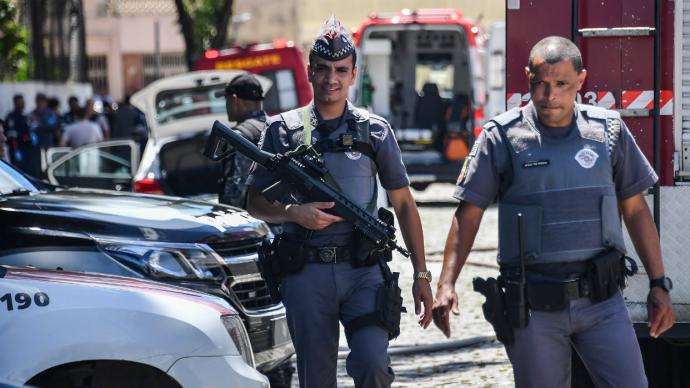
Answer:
[{"left": 84, "top": 0, "right": 502, "bottom": 100}]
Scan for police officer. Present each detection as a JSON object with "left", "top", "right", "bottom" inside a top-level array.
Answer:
[
  {"left": 432, "top": 36, "right": 674, "bottom": 387},
  {"left": 216, "top": 73, "right": 267, "bottom": 208},
  {"left": 246, "top": 16, "right": 433, "bottom": 388},
  {"left": 5, "top": 94, "right": 41, "bottom": 177}
]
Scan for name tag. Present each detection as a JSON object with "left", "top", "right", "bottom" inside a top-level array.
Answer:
[{"left": 522, "top": 160, "right": 550, "bottom": 168}]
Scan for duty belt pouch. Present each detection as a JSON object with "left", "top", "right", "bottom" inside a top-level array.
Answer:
[{"left": 587, "top": 249, "right": 623, "bottom": 304}]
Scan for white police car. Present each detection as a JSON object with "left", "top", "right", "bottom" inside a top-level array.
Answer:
[{"left": 0, "top": 263, "right": 269, "bottom": 388}]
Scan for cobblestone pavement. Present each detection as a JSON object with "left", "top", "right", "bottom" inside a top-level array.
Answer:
[{"left": 290, "top": 184, "right": 514, "bottom": 387}]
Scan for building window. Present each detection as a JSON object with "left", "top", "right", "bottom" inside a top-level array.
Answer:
[
  {"left": 88, "top": 55, "right": 109, "bottom": 95},
  {"left": 143, "top": 54, "right": 187, "bottom": 86}
]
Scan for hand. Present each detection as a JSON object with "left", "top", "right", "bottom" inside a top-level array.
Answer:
[
  {"left": 647, "top": 287, "right": 675, "bottom": 338},
  {"left": 432, "top": 283, "right": 460, "bottom": 338},
  {"left": 287, "top": 202, "right": 343, "bottom": 230},
  {"left": 413, "top": 277, "right": 434, "bottom": 329}
]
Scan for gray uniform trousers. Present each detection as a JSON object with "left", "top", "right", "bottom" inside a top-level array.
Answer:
[
  {"left": 281, "top": 262, "right": 394, "bottom": 388},
  {"left": 505, "top": 292, "right": 647, "bottom": 388}
]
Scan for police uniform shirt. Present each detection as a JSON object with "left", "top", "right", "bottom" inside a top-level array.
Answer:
[
  {"left": 454, "top": 102, "right": 658, "bottom": 209},
  {"left": 246, "top": 101, "right": 409, "bottom": 245}
]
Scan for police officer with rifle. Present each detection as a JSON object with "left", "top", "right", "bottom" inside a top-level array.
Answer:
[
  {"left": 239, "top": 16, "right": 433, "bottom": 388},
  {"left": 432, "top": 36, "right": 675, "bottom": 387}
]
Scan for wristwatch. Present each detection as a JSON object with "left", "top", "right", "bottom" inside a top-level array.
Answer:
[
  {"left": 649, "top": 276, "right": 673, "bottom": 293},
  {"left": 414, "top": 271, "right": 432, "bottom": 283}
]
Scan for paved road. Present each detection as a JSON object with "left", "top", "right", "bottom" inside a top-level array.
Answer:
[{"left": 290, "top": 184, "right": 514, "bottom": 387}]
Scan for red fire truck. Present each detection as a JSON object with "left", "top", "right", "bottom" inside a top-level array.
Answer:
[
  {"left": 351, "top": 9, "right": 486, "bottom": 191},
  {"left": 195, "top": 40, "right": 313, "bottom": 115},
  {"left": 507, "top": 1, "right": 690, "bottom": 386}
]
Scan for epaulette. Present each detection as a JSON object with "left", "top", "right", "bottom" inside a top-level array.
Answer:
[
  {"left": 577, "top": 103, "right": 624, "bottom": 124},
  {"left": 492, "top": 107, "right": 522, "bottom": 127},
  {"left": 350, "top": 106, "right": 370, "bottom": 122}
]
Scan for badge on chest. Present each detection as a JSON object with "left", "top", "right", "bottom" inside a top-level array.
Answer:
[{"left": 574, "top": 146, "right": 599, "bottom": 169}]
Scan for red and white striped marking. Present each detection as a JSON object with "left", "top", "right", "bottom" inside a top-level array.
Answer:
[
  {"left": 579, "top": 91, "right": 616, "bottom": 108},
  {"left": 506, "top": 90, "right": 673, "bottom": 115},
  {"left": 621, "top": 90, "right": 673, "bottom": 115},
  {"left": 506, "top": 93, "right": 531, "bottom": 110}
]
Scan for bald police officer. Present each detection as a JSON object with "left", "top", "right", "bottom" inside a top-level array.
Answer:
[
  {"left": 432, "top": 36, "right": 674, "bottom": 387},
  {"left": 217, "top": 73, "right": 267, "bottom": 208},
  {"left": 246, "top": 16, "right": 433, "bottom": 388}
]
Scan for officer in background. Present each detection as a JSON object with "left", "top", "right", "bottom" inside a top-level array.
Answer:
[
  {"left": 0, "top": 119, "right": 8, "bottom": 163},
  {"left": 246, "top": 16, "right": 433, "bottom": 388},
  {"left": 5, "top": 94, "right": 41, "bottom": 177},
  {"left": 216, "top": 73, "right": 267, "bottom": 208},
  {"left": 432, "top": 36, "right": 674, "bottom": 387}
]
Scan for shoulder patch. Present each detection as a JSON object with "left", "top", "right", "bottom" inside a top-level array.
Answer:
[{"left": 468, "top": 139, "right": 481, "bottom": 157}]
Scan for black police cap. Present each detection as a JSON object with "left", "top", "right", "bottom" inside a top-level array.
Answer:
[
  {"left": 216, "top": 73, "right": 264, "bottom": 101},
  {"left": 310, "top": 15, "right": 355, "bottom": 61}
]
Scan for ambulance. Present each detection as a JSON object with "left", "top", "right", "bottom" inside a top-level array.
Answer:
[
  {"left": 506, "top": 1, "right": 690, "bottom": 386},
  {"left": 351, "top": 9, "right": 487, "bottom": 190},
  {"left": 195, "top": 40, "right": 313, "bottom": 115}
]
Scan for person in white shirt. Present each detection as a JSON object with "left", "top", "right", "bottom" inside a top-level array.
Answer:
[{"left": 60, "top": 108, "right": 103, "bottom": 148}]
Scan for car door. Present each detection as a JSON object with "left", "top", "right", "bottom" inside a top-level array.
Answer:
[{"left": 46, "top": 140, "right": 140, "bottom": 191}]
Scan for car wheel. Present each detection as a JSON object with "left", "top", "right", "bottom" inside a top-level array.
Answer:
[{"left": 28, "top": 361, "right": 181, "bottom": 388}]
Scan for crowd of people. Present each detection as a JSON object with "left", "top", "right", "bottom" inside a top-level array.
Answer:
[{"left": 0, "top": 93, "right": 146, "bottom": 178}]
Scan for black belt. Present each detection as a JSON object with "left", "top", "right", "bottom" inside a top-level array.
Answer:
[{"left": 304, "top": 246, "right": 353, "bottom": 263}]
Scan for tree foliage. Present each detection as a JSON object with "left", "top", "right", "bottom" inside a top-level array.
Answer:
[
  {"left": 0, "top": 0, "right": 28, "bottom": 80},
  {"left": 173, "top": 0, "right": 234, "bottom": 70}
]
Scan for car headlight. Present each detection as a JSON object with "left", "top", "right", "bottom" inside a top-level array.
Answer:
[
  {"left": 97, "top": 239, "right": 225, "bottom": 280},
  {"left": 221, "top": 314, "right": 255, "bottom": 368}
]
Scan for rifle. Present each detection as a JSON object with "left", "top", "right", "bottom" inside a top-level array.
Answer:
[{"left": 203, "top": 120, "right": 410, "bottom": 258}]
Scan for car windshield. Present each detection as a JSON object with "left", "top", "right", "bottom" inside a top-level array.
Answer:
[
  {"left": 155, "top": 84, "right": 226, "bottom": 124},
  {"left": 0, "top": 161, "right": 40, "bottom": 195}
]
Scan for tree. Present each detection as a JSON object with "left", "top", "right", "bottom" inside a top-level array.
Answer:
[
  {"left": 173, "top": 0, "right": 234, "bottom": 70},
  {"left": 0, "top": 0, "right": 28, "bottom": 80},
  {"left": 22, "top": 0, "right": 87, "bottom": 82}
]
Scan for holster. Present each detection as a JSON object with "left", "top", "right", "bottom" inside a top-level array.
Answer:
[
  {"left": 472, "top": 277, "right": 515, "bottom": 345},
  {"left": 344, "top": 260, "right": 406, "bottom": 340},
  {"left": 257, "top": 236, "right": 308, "bottom": 303}
]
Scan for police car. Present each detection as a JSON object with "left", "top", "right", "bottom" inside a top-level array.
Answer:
[{"left": 0, "top": 263, "right": 268, "bottom": 387}]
